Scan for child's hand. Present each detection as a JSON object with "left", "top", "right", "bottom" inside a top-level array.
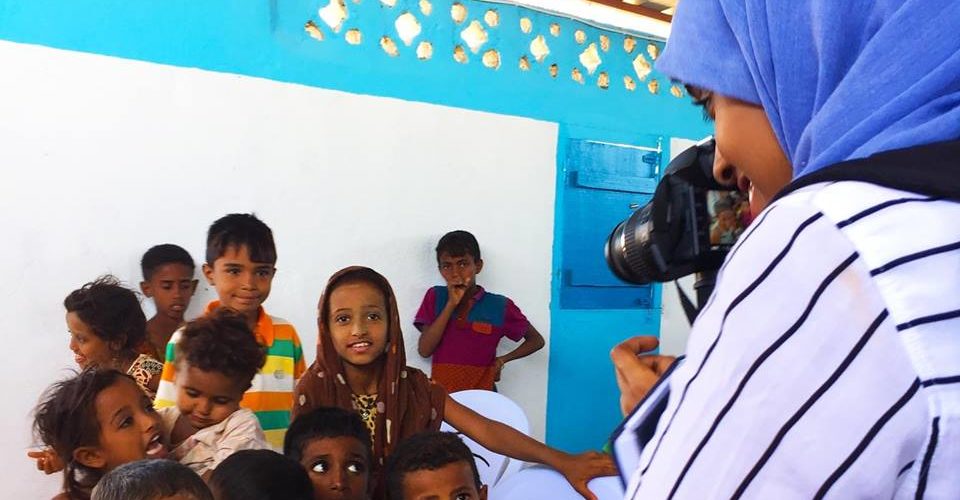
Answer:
[
  {"left": 555, "top": 451, "right": 618, "bottom": 500},
  {"left": 446, "top": 281, "right": 469, "bottom": 307},
  {"left": 27, "top": 448, "right": 64, "bottom": 475},
  {"left": 493, "top": 357, "right": 505, "bottom": 382}
]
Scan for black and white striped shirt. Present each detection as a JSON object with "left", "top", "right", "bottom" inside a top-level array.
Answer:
[{"left": 628, "top": 179, "right": 959, "bottom": 499}]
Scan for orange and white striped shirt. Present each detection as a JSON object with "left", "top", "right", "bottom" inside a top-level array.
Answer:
[{"left": 155, "top": 301, "right": 306, "bottom": 450}]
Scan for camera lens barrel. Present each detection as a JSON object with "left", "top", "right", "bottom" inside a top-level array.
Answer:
[
  {"left": 605, "top": 204, "right": 665, "bottom": 284},
  {"left": 604, "top": 138, "right": 730, "bottom": 285}
]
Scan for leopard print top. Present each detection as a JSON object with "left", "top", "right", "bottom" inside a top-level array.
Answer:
[{"left": 127, "top": 354, "right": 163, "bottom": 400}]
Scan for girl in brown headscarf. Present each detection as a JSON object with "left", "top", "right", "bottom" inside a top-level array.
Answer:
[{"left": 294, "top": 267, "right": 614, "bottom": 499}]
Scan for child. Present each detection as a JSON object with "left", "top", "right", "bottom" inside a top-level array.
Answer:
[
  {"left": 155, "top": 213, "right": 306, "bottom": 450},
  {"left": 284, "top": 407, "right": 372, "bottom": 500},
  {"left": 415, "top": 230, "right": 545, "bottom": 393},
  {"left": 385, "top": 431, "right": 485, "bottom": 500},
  {"left": 209, "top": 449, "right": 314, "bottom": 500},
  {"left": 158, "top": 308, "right": 270, "bottom": 477},
  {"left": 709, "top": 200, "right": 742, "bottom": 245},
  {"left": 33, "top": 369, "right": 169, "bottom": 499},
  {"left": 294, "top": 267, "right": 614, "bottom": 499},
  {"left": 91, "top": 459, "right": 213, "bottom": 500},
  {"left": 65, "top": 276, "right": 163, "bottom": 399},
  {"left": 139, "top": 244, "right": 199, "bottom": 361}
]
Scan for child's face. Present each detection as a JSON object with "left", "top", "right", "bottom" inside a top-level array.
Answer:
[
  {"left": 141, "top": 263, "right": 198, "bottom": 322},
  {"left": 401, "top": 461, "right": 486, "bottom": 500},
  {"left": 202, "top": 244, "right": 275, "bottom": 321},
  {"left": 174, "top": 362, "right": 246, "bottom": 430},
  {"left": 328, "top": 282, "right": 389, "bottom": 367},
  {"left": 717, "top": 209, "right": 736, "bottom": 229},
  {"left": 66, "top": 312, "right": 114, "bottom": 369},
  {"left": 76, "top": 377, "right": 168, "bottom": 471},
  {"left": 438, "top": 253, "right": 483, "bottom": 290},
  {"left": 298, "top": 436, "right": 370, "bottom": 500}
]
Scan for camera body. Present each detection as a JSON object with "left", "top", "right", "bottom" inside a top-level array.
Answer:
[{"left": 605, "top": 138, "right": 741, "bottom": 285}]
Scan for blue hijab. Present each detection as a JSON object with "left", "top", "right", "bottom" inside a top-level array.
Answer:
[{"left": 656, "top": 0, "right": 960, "bottom": 178}]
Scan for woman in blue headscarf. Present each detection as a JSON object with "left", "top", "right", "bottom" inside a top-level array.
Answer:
[{"left": 612, "top": 1, "right": 960, "bottom": 498}]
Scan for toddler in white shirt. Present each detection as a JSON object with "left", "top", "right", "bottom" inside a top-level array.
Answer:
[{"left": 159, "top": 308, "right": 270, "bottom": 478}]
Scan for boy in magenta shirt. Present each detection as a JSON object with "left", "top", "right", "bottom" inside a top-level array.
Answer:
[{"left": 415, "top": 230, "right": 545, "bottom": 392}]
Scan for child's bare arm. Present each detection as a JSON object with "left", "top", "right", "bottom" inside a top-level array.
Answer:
[
  {"left": 494, "top": 325, "right": 546, "bottom": 381},
  {"left": 443, "top": 396, "right": 616, "bottom": 500},
  {"left": 417, "top": 286, "right": 464, "bottom": 357},
  {"left": 146, "top": 372, "right": 161, "bottom": 396}
]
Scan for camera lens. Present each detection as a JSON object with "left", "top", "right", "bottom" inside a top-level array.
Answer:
[
  {"left": 605, "top": 203, "right": 666, "bottom": 284},
  {"left": 604, "top": 138, "right": 730, "bottom": 286}
]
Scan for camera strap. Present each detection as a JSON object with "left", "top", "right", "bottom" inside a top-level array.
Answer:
[{"left": 675, "top": 281, "right": 700, "bottom": 325}]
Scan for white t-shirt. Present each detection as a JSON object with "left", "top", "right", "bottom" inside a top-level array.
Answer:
[{"left": 159, "top": 406, "right": 270, "bottom": 476}]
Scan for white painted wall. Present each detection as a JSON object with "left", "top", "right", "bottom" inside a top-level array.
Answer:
[
  {"left": 657, "top": 137, "right": 700, "bottom": 356},
  {"left": 0, "top": 41, "right": 557, "bottom": 498},
  {"left": 511, "top": 0, "right": 672, "bottom": 39},
  {"left": 659, "top": 275, "right": 695, "bottom": 356}
]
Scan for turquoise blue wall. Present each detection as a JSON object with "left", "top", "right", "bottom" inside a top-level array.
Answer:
[
  {"left": 0, "top": 0, "right": 710, "bottom": 449},
  {"left": 0, "top": 0, "right": 706, "bottom": 133},
  {"left": 547, "top": 125, "right": 667, "bottom": 452}
]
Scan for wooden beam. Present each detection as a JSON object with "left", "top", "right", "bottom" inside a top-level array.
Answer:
[{"left": 588, "top": 0, "right": 673, "bottom": 22}]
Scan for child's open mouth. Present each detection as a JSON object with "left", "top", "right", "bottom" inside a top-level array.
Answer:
[{"left": 144, "top": 433, "right": 167, "bottom": 459}]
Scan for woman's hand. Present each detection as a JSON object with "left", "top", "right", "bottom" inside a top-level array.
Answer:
[
  {"left": 611, "top": 336, "right": 676, "bottom": 416},
  {"left": 554, "top": 451, "right": 618, "bottom": 500}
]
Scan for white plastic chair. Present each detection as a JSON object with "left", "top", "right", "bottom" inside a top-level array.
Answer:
[
  {"left": 439, "top": 389, "right": 531, "bottom": 487},
  {"left": 490, "top": 464, "right": 625, "bottom": 500}
]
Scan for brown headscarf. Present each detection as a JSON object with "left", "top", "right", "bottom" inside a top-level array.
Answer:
[{"left": 293, "top": 266, "right": 446, "bottom": 467}]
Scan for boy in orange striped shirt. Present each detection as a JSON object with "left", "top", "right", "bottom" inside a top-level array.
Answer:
[{"left": 155, "top": 213, "right": 305, "bottom": 450}]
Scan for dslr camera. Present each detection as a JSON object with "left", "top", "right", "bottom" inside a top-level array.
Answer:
[{"left": 605, "top": 138, "right": 748, "bottom": 289}]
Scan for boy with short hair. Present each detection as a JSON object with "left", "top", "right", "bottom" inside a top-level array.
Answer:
[
  {"left": 209, "top": 450, "right": 314, "bottom": 500},
  {"left": 155, "top": 213, "right": 306, "bottom": 450},
  {"left": 91, "top": 459, "right": 213, "bottom": 500},
  {"left": 139, "top": 244, "right": 198, "bottom": 361},
  {"left": 415, "top": 230, "right": 545, "bottom": 392},
  {"left": 284, "top": 407, "right": 372, "bottom": 500},
  {"left": 385, "top": 431, "right": 486, "bottom": 500}
]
